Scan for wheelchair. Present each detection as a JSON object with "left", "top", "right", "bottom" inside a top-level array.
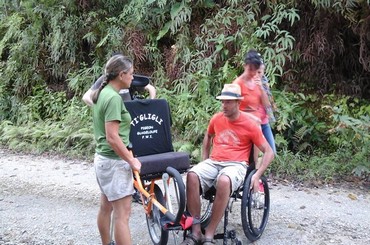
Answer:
[
  {"left": 197, "top": 162, "right": 271, "bottom": 244},
  {"left": 123, "top": 88, "right": 270, "bottom": 244}
]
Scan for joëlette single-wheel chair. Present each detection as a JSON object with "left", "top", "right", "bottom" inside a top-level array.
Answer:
[
  {"left": 106, "top": 75, "right": 189, "bottom": 245},
  {"left": 124, "top": 98, "right": 190, "bottom": 245}
]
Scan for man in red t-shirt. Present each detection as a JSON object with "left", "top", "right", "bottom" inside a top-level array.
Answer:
[{"left": 181, "top": 84, "right": 274, "bottom": 245}]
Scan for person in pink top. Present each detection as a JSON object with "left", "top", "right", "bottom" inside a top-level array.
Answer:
[
  {"left": 180, "top": 84, "right": 274, "bottom": 245},
  {"left": 232, "top": 49, "right": 276, "bottom": 154},
  {"left": 232, "top": 50, "right": 270, "bottom": 120}
]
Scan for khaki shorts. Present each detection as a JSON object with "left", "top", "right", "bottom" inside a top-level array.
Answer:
[
  {"left": 189, "top": 159, "right": 247, "bottom": 195},
  {"left": 94, "top": 153, "right": 134, "bottom": 201}
]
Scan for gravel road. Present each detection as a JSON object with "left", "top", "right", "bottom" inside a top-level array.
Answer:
[{"left": 0, "top": 148, "right": 369, "bottom": 245}]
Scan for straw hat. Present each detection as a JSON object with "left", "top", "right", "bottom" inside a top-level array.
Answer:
[{"left": 216, "top": 84, "right": 243, "bottom": 100}]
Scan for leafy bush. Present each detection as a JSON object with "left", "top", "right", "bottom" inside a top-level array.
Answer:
[
  {"left": 266, "top": 90, "right": 369, "bottom": 184},
  {"left": 15, "top": 85, "right": 69, "bottom": 123},
  {"left": 273, "top": 91, "right": 369, "bottom": 153},
  {"left": 273, "top": 91, "right": 329, "bottom": 153},
  {"left": 0, "top": 83, "right": 12, "bottom": 121},
  {"left": 0, "top": 0, "right": 369, "bottom": 183},
  {"left": 270, "top": 143, "right": 369, "bottom": 183},
  {"left": 0, "top": 97, "right": 94, "bottom": 159}
]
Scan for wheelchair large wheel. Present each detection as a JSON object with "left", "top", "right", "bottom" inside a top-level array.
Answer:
[
  {"left": 241, "top": 170, "right": 270, "bottom": 242},
  {"left": 164, "top": 167, "right": 186, "bottom": 225},
  {"left": 146, "top": 184, "right": 169, "bottom": 245}
]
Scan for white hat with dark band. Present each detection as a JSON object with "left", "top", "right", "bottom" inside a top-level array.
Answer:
[{"left": 216, "top": 84, "right": 243, "bottom": 100}]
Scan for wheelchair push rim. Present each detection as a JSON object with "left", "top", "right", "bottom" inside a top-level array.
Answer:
[{"left": 241, "top": 169, "right": 270, "bottom": 241}]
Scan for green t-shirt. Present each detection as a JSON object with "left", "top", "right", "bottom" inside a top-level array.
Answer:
[{"left": 92, "top": 84, "right": 131, "bottom": 159}]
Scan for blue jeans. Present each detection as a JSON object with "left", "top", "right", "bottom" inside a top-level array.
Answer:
[{"left": 261, "top": 123, "right": 276, "bottom": 154}]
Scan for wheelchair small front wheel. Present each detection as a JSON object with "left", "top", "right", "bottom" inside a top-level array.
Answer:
[
  {"left": 241, "top": 170, "right": 270, "bottom": 242},
  {"left": 146, "top": 184, "right": 169, "bottom": 245}
]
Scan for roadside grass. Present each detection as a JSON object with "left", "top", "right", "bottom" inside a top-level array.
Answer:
[{"left": 269, "top": 145, "right": 370, "bottom": 187}]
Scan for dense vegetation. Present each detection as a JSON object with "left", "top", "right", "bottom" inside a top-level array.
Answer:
[{"left": 0, "top": 0, "right": 369, "bottom": 184}]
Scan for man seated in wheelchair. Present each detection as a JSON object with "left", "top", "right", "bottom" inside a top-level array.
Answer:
[{"left": 181, "top": 84, "right": 274, "bottom": 245}]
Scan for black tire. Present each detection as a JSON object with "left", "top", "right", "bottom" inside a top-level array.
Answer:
[
  {"left": 146, "top": 184, "right": 169, "bottom": 245},
  {"left": 241, "top": 170, "right": 270, "bottom": 242},
  {"left": 165, "top": 167, "right": 186, "bottom": 225}
]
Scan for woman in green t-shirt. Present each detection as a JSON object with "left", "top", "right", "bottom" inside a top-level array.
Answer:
[{"left": 91, "top": 54, "right": 141, "bottom": 245}]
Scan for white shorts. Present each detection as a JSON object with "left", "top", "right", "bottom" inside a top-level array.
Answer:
[
  {"left": 94, "top": 153, "right": 134, "bottom": 201},
  {"left": 189, "top": 159, "right": 247, "bottom": 195}
]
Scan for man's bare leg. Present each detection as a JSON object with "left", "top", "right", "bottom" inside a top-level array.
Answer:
[
  {"left": 204, "top": 175, "right": 231, "bottom": 240},
  {"left": 185, "top": 171, "right": 202, "bottom": 239}
]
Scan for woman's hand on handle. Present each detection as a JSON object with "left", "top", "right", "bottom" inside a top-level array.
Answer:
[{"left": 129, "top": 157, "right": 141, "bottom": 172}]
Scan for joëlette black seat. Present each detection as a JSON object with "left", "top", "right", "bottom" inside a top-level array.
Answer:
[{"left": 124, "top": 99, "right": 190, "bottom": 180}]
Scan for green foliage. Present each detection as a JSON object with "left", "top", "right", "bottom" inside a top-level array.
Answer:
[
  {"left": 150, "top": 1, "right": 302, "bottom": 160},
  {"left": 0, "top": 97, "right": 94, "bottom": 158},
  {"left": 0, "top": 0, "right": 369, "bottom": 184},
  {"left": 173, "top": 140, "right": 201, "bottom": 164},
  {"left": 67, "top": 61, "right": 103, "bottom": 95},
  {"left": 0, "top": 82, "right": 12, "bottom": 120},
  {"left": 273, "top": 91, "right": 327, "bottom": 153},
  {"left": 284, "top": 0, "right": 370, "bottom": 98},
  {"left": 271, "top": 142, "right": 369, "bottom": 183},
  {"left": 0, "top": 11, "right": 43, "bottom": 98},
  {"left": 273, "top": 91, "right": 369, "bottom": 155},
  {"left": 326, "top": 110, "right": 370, "bottom": 150},
  {"left": 254, "top": 3, "right": 299, "bottom": 81},
  {"left": 159, "top": 72, "right": 221, "bottom": 144},
  {"left": 14, "top": 85, "right": 69, "bottom": 123},
  {"left": 155, "top": 1, "right": 192, "bottom": 40},
  {"left": 268, "top": 90, "right": 369, "bottom": 183},
  {"left": 268, "top": 150, "right": 308, "bottom": 180}
]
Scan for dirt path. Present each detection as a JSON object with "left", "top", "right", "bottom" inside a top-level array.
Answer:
[{"left": 0, "top": 148, "right": 369, "bottom": 245}]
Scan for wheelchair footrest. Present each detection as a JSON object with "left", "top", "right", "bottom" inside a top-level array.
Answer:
[{"left": 160, "top": 212, "right": 200, "bottom": 231}]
